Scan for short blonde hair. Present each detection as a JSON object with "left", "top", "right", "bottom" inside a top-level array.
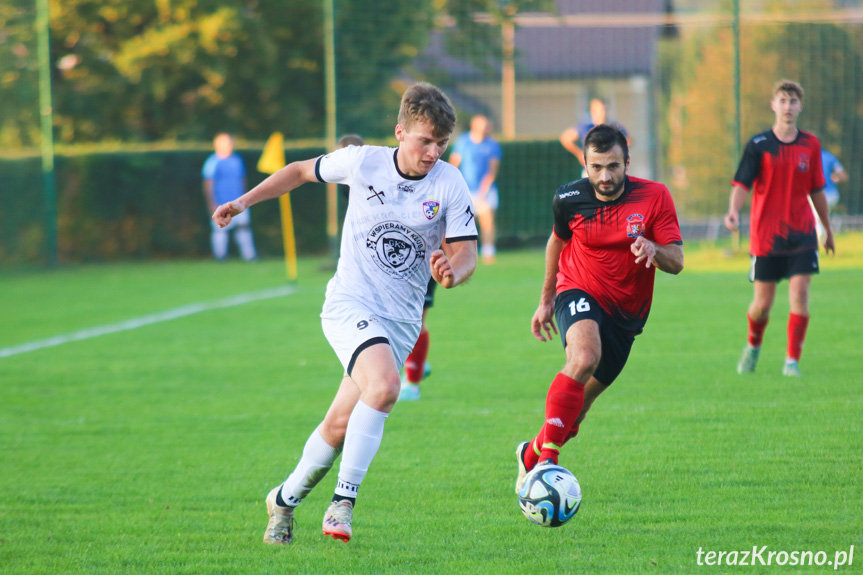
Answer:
[
  {"left": 773, "top": 79, "right": 804, "bottom": 101},
  {"left": 397, "top": 82, "right": 456, "bottom": 138}
]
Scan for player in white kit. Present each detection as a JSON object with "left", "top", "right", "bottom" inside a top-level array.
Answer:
[{"left": 212, "top": 83, "right": 478, "bottom": 544}]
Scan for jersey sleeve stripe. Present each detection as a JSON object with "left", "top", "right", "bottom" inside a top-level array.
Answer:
[
  {"left": 445, "top": 235, "right": 478, "bottom": 243},
  {"left": 314, "top": 156, "right": 325, "bottom": 183},
  {"left": 731, "top": 179, "right": 750, "bottom": 191}
]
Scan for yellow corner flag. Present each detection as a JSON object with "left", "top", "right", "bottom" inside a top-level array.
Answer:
[
  {"left": 258, "top": 132, "right": 297, "bottom": 281},
  {"left": 257, "top": 132, "right": 286, "bottom": 175}
]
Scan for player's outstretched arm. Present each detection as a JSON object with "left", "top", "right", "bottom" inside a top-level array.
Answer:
[
  {"left": 531, "top": 233, "right": 566, "bottom": 342},
  {"left": 211, "top": 159, "right": 318, "bottom": 228},
  {"left": 432, "top": 239, "right": 477, "bottom": 289}
]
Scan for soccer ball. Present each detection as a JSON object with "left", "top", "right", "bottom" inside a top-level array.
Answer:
[{"left": 518, "top": 464, "right": 582, "bottom": 527}]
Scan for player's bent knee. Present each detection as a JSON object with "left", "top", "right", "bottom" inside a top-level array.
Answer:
[
  {"left": 363, "top": 378, "right": 401, "bottom": 412},
  {"left": 565, "top": 347, "right": 600, "bottom": 374}
]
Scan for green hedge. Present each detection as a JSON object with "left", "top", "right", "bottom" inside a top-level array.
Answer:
[{"left": 0, "top": 141, "right": 579, "bottom": 264}]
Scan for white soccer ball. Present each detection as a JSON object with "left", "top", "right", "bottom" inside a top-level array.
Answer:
[{"left": 517, "top": 464, "right": 582, "bottom": 527}]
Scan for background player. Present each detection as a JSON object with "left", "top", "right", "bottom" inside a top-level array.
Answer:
[
  {"left": 516, "top": 124, "right": 683, "bottom": 491},
  {"left": 212, "top": 83, "right": 477, "bottom": 544},
  {"left": 202, "top": 133, "right": 257, "bottom": 261},
  {"left": 449, "top": 114, "right": 502, "bottom": 264},
  {"left": 725, "top": 80, "right": 834, "bottom": 377},
  {"left": 815, "top": 145, "right": 847, "bottom": 242},
  {"left": 559, "top": 99, "right": 629, "bottom": 179},
  {"left": 559, "top": 98, "right": 608, "bottom": 175}
]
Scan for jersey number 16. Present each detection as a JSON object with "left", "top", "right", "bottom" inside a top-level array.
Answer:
[{"left": 569, "top": 298, "right": 590, "bottom": 315}]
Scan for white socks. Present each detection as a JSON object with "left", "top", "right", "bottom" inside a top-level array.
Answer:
[
  {"left": 280, "top": 425, "right": 341, "bottom": 506},
  {"left": 210, "top": 226, "right": 256, "bottom": 261},
  {"left": 234, "top": 226, "right": 257, "bottom": 261},
  {"left": 334, "top": 400, "right": 388, "bottom": 498},
  {"left": 279, "top": 401, "right": 388, "bottom": 505}
]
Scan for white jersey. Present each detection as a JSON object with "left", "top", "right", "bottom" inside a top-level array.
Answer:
[{"left": 316, "top": 145, "right": 477, "bottom": 322}]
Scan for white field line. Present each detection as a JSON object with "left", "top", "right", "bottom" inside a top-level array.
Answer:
[{"left": 0, "top": 285, "right": 297, "bottom": 359}]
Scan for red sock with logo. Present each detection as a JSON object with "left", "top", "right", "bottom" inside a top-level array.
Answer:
[
  {"left": 538, "top": 373, "right": 585, "bottom": 465},
  {"left": 404, "top": 330, "right": 429, "bottom": 383},
  {"left": 525, "top": 421, "right": 581, "bottom": 472},
  {"left": 747, "top": 313, "right": 768, "bottom": 348},
  {"left": 787, "top": 313, "right": 809, "bottom": 361}
]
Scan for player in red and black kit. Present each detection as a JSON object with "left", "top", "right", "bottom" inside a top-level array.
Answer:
[
  {"left": 515, "top": 124, "right": 684, "bottom": 491},
  {"left": 725, "top": 80, "right": 835, "bottom": 377}
]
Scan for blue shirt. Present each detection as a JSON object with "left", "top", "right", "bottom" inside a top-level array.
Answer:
[
  {"left": 202, "top": 153, "right": 247, "bottom": 205},
  {"left": 451, "top": 133, "right": 502, "bottom": 193},
  {"left": 820, "top": 149, "right": 843, "bottom": 201}
]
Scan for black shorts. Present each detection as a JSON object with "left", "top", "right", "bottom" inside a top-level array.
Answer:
[
  {"left": 750, "top": 250, "right": 819, "bottom": 283},
  {"left": 423, "top": 278, "right": 437, "bottom": 309},
  {"left": 554, "top": 289, "right": 635, "bottom": 386}
]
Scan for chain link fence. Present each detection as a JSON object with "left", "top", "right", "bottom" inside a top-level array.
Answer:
[{"left": 3, "top": 1, "right": 862, "bottom": 262}]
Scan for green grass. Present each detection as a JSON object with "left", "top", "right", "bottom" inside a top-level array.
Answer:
[{"left": 2, "top": 239, "right": 862, "bottom": 574}]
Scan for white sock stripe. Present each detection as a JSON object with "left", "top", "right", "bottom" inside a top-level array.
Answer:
[
  {"left": 336, "top": 479, "right": 359, "bottom": 493},
  {"left": 0, "top": 285, "right": 297, "bottom": 359}
]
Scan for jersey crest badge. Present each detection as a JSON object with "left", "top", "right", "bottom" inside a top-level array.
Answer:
[
  {"left": 626, "top": 213, "right": 645, "bottom": 238},
  {"left": 366, "top": 221, "right": 427, "bottom": 280},
  {"left": 423, "top": 200, "right": 440, "bottom": 220},
  {"left": 797, "top": 154, "right": 810, "bottom": 172}
]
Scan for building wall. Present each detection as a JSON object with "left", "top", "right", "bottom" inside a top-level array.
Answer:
[{"left": 456, "top": 75, "right": 654, "bottom": 180}]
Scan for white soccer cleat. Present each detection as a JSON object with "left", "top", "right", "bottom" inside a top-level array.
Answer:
[
  {"left": 263, "top": 486, "right": 296, "bottom": 544},
  {"left": 515, "top": 441, "right": 530, "bottom": 495},
  {"left": 398, "top": 383, "right": 421, "bottom": 402},
  {"left": 322, "top": 500, "right": 353, "bottom": 543},
  {"left": 782, "top": 359, "right": 802, "bottom": 377},
  {"left": 737, "top": 345, "right": 760, "bottom": 374}
]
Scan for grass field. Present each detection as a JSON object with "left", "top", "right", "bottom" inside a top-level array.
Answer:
[{"left": 2, "top": 236, "right": 862, "bottom": 574}]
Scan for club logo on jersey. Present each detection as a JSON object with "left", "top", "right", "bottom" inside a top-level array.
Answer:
[
  {"left": 398, "top": 183, "right": 415, "bottom": 193},
  {"left": 626, "top": 213, "right": 645, "bottom": 238},
  {"left": 366, "top": 221, "right": 426, "bottom": 280},
  {"left": 797, "top": 154, "right": 810, "bottom": 173},
  {"left": 423, "top": 200, "right": 440, "bottom": 220}
]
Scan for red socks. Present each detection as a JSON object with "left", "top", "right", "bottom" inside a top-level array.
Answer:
[
  {"left": 404, "top": 330, "right": 429, "bottom": 383},
  {"left": 787, "top": 313, "right": 809, "bottom": 361},
  {"left": 535, "top": 373, "right": 585, "bottom": 465},
  {"left": 747, "top": 313, "right": 768, "bottom": 348}
]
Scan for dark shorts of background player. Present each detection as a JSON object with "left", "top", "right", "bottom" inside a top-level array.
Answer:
[
  {"left": 749, "top": 250, "right": 819, "bottom": 283},
  {"left": 423, "top": 278, "right": 437, "bottom": 309},
  {"left": 554, "top": 289, "right": 635, "bottom": 386}
]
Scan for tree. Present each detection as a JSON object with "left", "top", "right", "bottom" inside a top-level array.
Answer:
[
  {"left": 660, "top": 0, "right": 863, "bottom": 216},
  {"left": 46, "top": 0, "right": 326, "bottom": 143}
]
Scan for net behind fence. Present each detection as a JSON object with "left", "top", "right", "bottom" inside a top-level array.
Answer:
[{"left": 2, "top": 0, "right": 862, "bottom": 263}]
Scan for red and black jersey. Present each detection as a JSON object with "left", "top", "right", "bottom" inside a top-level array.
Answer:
[
  {"left": 732, "top": 129, "right": 825, "bottom": 257},
  {"left": 552, "top": 176, "right": 682, "bottom": 334}
]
